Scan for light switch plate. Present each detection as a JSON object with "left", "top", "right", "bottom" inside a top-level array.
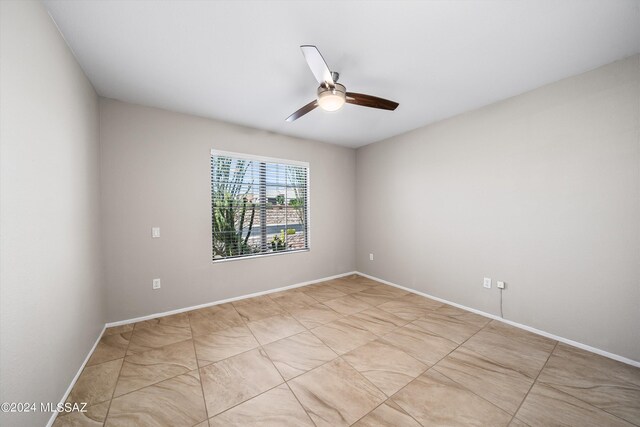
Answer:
[
  {"left": 152, "top": 227, "right": 160, "bottom": 238},
  {"left": 483, "top": 277, "right": 492, "bottom": 289},
  {"left": 152, "top": 278, "right": 161, "bottom": 290},
  {"left": 369, "top": 253, "right": 374, "bottom": 261}
]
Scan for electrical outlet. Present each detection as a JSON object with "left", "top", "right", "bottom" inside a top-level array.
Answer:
[
  {"left": 483, "top": 277, "right": 492, "bottom": 289},
  {"left": 152, "top": 227, "right": 160, "bottom": 238},
  {"left": 369, "top": 253, "right": 374, "bottom": 261},
  {"left": 152, "top": 278, "right": 161, "bottom": 290},
  {"left": 497, "top": 281, "right": 505, "bottom": 289}
]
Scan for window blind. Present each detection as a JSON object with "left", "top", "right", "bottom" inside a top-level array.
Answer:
[{"left": 210, "top": 150, "right": 309, "bottom": 261}]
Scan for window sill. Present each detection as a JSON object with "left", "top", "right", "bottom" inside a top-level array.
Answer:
[{"left": 212, "top": 248, "right": 310, "bottom": 264}]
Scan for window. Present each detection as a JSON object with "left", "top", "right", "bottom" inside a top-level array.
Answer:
[{"left": 210, "top": 150, "right": 309, "bottom": 261}]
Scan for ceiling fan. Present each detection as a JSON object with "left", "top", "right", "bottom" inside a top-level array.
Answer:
[{"left": 286, "top": 45, "right": 399, "bottom": 122}]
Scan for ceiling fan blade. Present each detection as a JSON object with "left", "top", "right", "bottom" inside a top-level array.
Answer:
[
  {"left": 301, "top": 45, "right": 335, "bottom": 87},
  {"left": 285, "top": 100, "right": 318, "bottom": 122},
  {"left": 346, "top": 92, "right": 399, "bottom": 111}
]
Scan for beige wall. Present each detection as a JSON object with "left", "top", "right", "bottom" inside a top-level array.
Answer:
[
  {"left": 99, "top": 99, "right": 356, "bottom": 322},
  {"left": 356, "top": 55, "right": 640, "bottom": 362},
  {"left": 0, "top": 2, "right": 104, "bottom": 426}
]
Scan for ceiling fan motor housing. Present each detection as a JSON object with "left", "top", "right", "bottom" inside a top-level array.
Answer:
[{"left": 317, "top": 83, "right": 346, "bottom": 111}]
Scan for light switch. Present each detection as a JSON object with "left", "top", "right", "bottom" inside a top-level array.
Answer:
[
  {"left": 152, "top": 227, "right": 160, "bottom": 238},
  {"left": 483, "top": 277, "right": 492, "bottom": 289},
  {"left": 152, "top": 278, "right": 161, "bottom": 290}
]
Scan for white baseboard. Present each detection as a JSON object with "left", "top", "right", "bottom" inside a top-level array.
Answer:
[
  {"left": 356, "top": 271, "right": 640, "bottom": 368},
  {"left": 105, "top": 271, "right": 357, "bottom": 328},
  {"left": 46, "top": 324, "right": 106, "bottom": 427}
]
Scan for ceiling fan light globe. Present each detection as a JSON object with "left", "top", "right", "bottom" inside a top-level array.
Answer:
[
  {"left": 318, "top": 94, "right": 345, "bottom": 111},
  {"left": 317, "top": 83, "right": 346, "bottom": 112}
]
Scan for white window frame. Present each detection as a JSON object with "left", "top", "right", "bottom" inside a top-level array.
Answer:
[{"left": 210, "top": 149, "right": 310, "bottom": 263}]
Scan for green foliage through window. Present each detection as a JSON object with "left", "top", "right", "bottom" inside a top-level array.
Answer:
[{"left": 211, "top": 152, "right": 309, "bottom": 261}]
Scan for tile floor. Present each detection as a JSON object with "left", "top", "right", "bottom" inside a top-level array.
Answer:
[{"left": 54, "top": 275, "right": 640, "bottom": 426}]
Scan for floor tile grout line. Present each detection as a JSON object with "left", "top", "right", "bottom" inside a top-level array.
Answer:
[
  {"left": 431, "top": 342, "right": 533, "bottom": 380},
  {"left": 336, "top": 354, "right": 390, "bottom": 401},
  {"left": 392, "top": 397, "right": 427, "bottom": 427},
  {"left": 349, "top": 399, "right": 388, "bottom": 426},
  {"left": 337, "top": 343, "right": 434, "bottom": 424},
  {"left": 102, "top": 322, "right": 135, "bottom": 426},
  {"left": 535, "top": 366, "right": 640, "bottom": 426},
  {"left": 373, "top": 307, "right": 479, "bottom": 370},
  {"left": 345, "top": 311, "right": 412, "bottom": 338},
  {"left": 292, "top": 307, "right": 345, "bottom": 329},
  {"left": 392, "top": 355, "right": 519, "bottom": 426},
  {"left": 283, "top": 354, "right": 391, "bottom": 426},
  {"left": 306, "top": 316, "right": 377, "bottom": 355},
  {"left": 192, "top": 299, "right": 340, "bottom": 384},
  {"left": 415, "top": 317, "right": 488, "bottom": 377},
  {"left": 283, "top": 380, "right": 317, "bottom": 426},
  {"left": 267, "top": 336, "right": 340, "bottom": 383},
  {"left": 410, "top": 310, "right": 488, "bottom": 336},
  {"left": 433, "top": 368, "right": 517, "bottom": 418},
  {"left": 102, "top": 361, "right": 204, "bottom": 403},
  {"left": 384, "top": 365, "right": 444, "bottom": 425},
  {"left": 270, "top": 279, "right": 402, "bottom": 331},
  {"left": 274, "top": 293, "right": 346, "bottom": 329},
  {"left": 539, "top": 345, "right": 640, "bottom": 422},
  {"left": 189, "top": 314, "right": 212, "bottom": 425},
  {"left": 201, "top": 302, "right": 286, "bottom": 422},
  {"left": 269, "top": 286, "right": 322, "bottom": 307},
  {"left": 93, "top": 335, "right": 283, "bottom": 413},
  {"left": 350, "top": 397, "right": 426, "bottom": 427},
  {"left": 303, "top": 286, "right": 466, "bottom": 371},
  {"left": 196, "top": 339, "right": 260, "bottom": 369},
  {"left": 54, "top": 333, "right": 110, "bottom": 424},
  {"left": 265, "top": 291, "right": 403, "bottom": 389},
  {"left": 83, "top": 314, "right": 225, "bottom": 413},
  {"left": 287, "top": 286, "right": 466, "bottom": 424},
  {"left": 367, "top": 330, "right": 429, "bottom": 368},
  {"left": 509, "top": 340, "right": 559, "bottom": 424},
  {"left": 419, "top": 314, "right": 548, "bottom": 380},
  {"left": 272, "top": 298, "right": 318, "bottom": 321},
  {"left": 234, "top": 299, "right": 291, "bottom": 384},
  {"left": 207, "top": 302, "right": 298, "bottom": 421},
  {"left": 417, "top": 316, "right": 543, "bottom": 420},
  {"left": 237, "top": 289, "right": 325, "bottom": 327},
  {"left": 205, "top": 380, "right": 287, "bottom": 421},
  {"left": 95, "top": 338, "right": 200, "bottom": 407},
  {"left": 376, "top": 318, "right": 496, "bottom": 424},
  {"left": 236, "top": 303, "right": 308, "bottom": 345},
  {"left": 108, "top": 330, "right": 259, "bottom": 401},
  {"left": 280, "top": 347, "right": 340, "bottom": 382}
]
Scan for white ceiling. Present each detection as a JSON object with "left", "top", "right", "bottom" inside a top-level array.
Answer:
[{"left": 43, "top": 0, "right": 640, "bottom": 148}]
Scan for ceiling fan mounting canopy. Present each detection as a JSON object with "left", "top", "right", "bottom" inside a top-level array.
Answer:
[{"left": 286, "top": 45, "right": 399, "bottom": 122}]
